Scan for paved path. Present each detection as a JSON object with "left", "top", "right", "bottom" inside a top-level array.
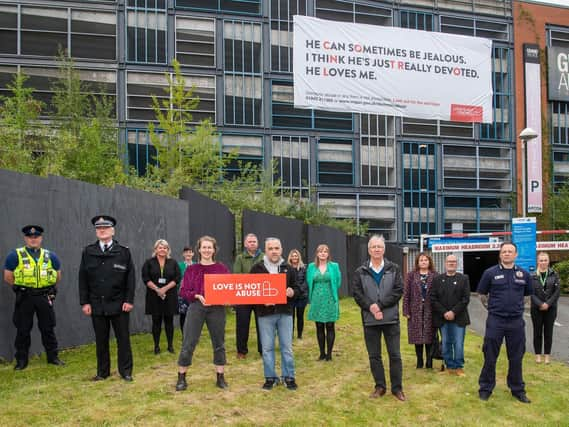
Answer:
[{"left": 468, "top": 295, "right": 569, "bottom": 365}]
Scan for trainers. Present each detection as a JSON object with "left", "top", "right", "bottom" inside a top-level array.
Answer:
[
  {"left": 284, "top": 377, "right": 298, "bottom": 390},
  {"left": 262, "top": 377, "right": 279, "bottom": 390}
]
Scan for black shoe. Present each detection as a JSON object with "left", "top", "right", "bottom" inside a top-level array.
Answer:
[
  {"left": 262, "top": 377, "right": 279, "bottom": 390},
  {"left": 167, "top": 346, "right": 175, "bottom": 354},
  {"left": 325, "top": 354, "right": 332, "bottom": 361},
  {"left": 425, "top": 359, "right": 433, "bottom": 369},
  {"left": 121, "top": 375, "right": 133, "bottom": 382},
  {"left": 91, "top": 375, "right": 108, "bottom": 381},
  {"left": 513, "top": 393, "right": 531, "bottom": 403},
  {"left": 216, "top": 373, "right": 228, "bottom": 389},
  {"left": 176, "top": 373, "right": 187, "bottom": 391},
  {"left": 284, "top": 377, "right": 298, "bottom": 390},
  {"left": 416, "top": 359, "right": 424, "bottom": 369},
  {"left": 479, "top": 392, "right": 491, "bottom": 401},
  {"left": 48, "top": 357, "right": 65, "bottom": 366},
  {"left": 14, "top": 360, "right": 28, "bottom": 371},
  {"left": 318, "top": 354, "right": 326, "bottom": 361},
  {"left": 154, "top": 347, "right": 160, "bottom": 355}
]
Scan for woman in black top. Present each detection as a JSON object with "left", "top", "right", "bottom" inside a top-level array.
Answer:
[
  {"left": 141, "top": 239, "right": 181, "bottom": 354},
  {"left": 288, "top": 249, "right": 308, "bottom": 339},
  {"left": 530, "top": 252, "right": 561, "bottom": 364}
]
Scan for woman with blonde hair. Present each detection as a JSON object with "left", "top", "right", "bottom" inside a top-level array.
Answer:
[
  {"left": 530, "top": 252, "right": 561, "bottom": 364},
  {"left": 306, "top": 244, "right": 342, "bottom": 361},
  {"left": 141, "top": 239, "right": 181, "bottom": 354},
  {"left": 288, "top": 249, "right": 308, "bottom": 339}
]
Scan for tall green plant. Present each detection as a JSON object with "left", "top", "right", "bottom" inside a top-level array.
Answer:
[
  {"left": 49, "top": 55, "right": 124, "bottom": 185},
  {"left": 145, "top": 59, "right": 226, "bottom": 195},
  {"left": 0, "top": 71, "right": 44, "bottom": 174}
]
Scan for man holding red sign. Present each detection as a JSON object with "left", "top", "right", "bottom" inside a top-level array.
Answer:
[{"left": 250, "top": 237, "right": 299, "bottom": 391}]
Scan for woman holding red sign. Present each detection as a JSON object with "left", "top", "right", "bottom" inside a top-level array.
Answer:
[
  {"left": 306, "top": 244, "right": 341, "bottom": 361},
  {"left": 175, "top": 236, "right": 230, "bottom": 391}
]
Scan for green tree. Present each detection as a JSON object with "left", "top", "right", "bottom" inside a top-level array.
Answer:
[
  {"left": 0, "top": 71, "right": 44, "bottom": 174},
  {"left": 48, "top": 55, "right": 125, "bottom": 185}
]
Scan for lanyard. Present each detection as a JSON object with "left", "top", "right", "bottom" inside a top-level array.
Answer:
[{"left": 539, "top": 271, "right": 548, "bottom": 288}]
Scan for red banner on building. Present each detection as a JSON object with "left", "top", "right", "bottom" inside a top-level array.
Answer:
[{"left": 204, "top": 273, "right": 287, "bottom": 305}]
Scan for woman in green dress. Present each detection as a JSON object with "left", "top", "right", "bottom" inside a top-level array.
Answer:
[{"left": 306, "top": 244, "right": 341, "bottom": 361}]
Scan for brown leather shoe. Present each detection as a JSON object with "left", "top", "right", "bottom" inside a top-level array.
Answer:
[
  {"left": 393, "top": 391, "right": 406, "bottom": 401},
  {"left": 455, "top": 368, "right": 466, "bottom": 377},
  {"left": 369, "top": 386, "right": 386, "bottom": 398},
  {"left": 237, "top": 353, "right": 246, "bottom": 360}
]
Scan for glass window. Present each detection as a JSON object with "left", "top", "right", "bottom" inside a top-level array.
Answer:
[
  {"left": 444, "top": 196, "right": 511, "bottom": 233},
  {"left": 222, "top": 134, "right": 263, "bottom": 179},
  {"left": 360, "top": 114, "right": 396, "bottom": 187},
  {"left": 224, "top": 20, "right": 262, "bottom": 126},
  {"left": 480, "top": 47, "right": 512, "bottom": 141},
  {"left": 271, "top": 81, "right": 353, "bottom": 130},
  {"left": 71, "top": 10, "right": 116, "bottom": 60},
  {"left": 0, "top": 5, "right": 17, "bottom": 55},
  {"left": 126, "top": 4, "right": 167, "bottom": 64},
  {"left": 317, "top": 138, "right": 353, "bottom": 185},
  {"left": 400, "top": 10, "right": 433, "bottom": 31},
  {"left": 442, "top": 145, "right": 511, "bottom": 190},
  {"left": 176, "top": 17, "right": 215, "bottom": 67},
  {"left": 127, "top": 71, "right": 215, "bottom": 122},
  {"left": 315, "top": 0, "right": 392, "bottom": 26},
  {"left": 21, "top": 7, "right": 68, "bottom": 57},
  {"left": 440, "top": 15, "right": 509, "bottom": 42},
  {"left": 272, "top": 135, "right": 310, "bottom": 194},
  {"left": 402, "top": 141, "right": 436, "bottom": 241},
  {"left": 270, "top": 0, "right": 308, "bottom": 72},
  {"left": 0, "top": 65, "right": 116, "bottom": 117},
  {"left": 175, "top": 0, "right": 261, "bottom": 15},
  {"left": 126, "top": 129, "right": 158, "bottom": 176}
]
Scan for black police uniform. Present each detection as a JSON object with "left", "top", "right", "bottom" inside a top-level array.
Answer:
[
  {"left": 477, "top": 263, "right": 532, "bottom": 398},
  {"left": 78, "top": 239, "right": 135, "bottom": 379}
]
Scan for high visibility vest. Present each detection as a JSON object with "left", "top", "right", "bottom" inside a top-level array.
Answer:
[{"left": 13, "top": 247, "right": 57, "bottom": 288}]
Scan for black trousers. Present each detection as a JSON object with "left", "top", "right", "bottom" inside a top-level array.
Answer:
[
  {"left": 235, "top": 305, "right": 262, "bottom": 355},
  {"left": 151, "top": 314, "right": 174, "bottom": 348},
  {"left": 91, "top": 313, "right": 133, "bottom": 378},
  {"left": 530, "top": 305, "right": 557, "bottom": 355},
  {"left": 13, "top": 293, "right": 58, "bottom": 362},
  {"left": 479, "top": 314, "right": 525, "bottom": 396},
  {"left": 363, "top": 323, "right": 403, "bottom": 393}
]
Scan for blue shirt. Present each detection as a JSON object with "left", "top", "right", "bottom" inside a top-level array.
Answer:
[
  {"left": 4, "top": 248, "right": 61, "bottom": 271},
  {"left": 477, "top": 264, "right": 532, "bottom": 318}
]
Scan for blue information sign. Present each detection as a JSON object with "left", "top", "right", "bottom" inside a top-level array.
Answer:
[{"left": 512, "top": 217, "right": 537, "bottom": 272}]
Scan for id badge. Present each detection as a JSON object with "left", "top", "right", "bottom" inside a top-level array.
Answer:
[{"left": 158, "top": 278, "right": 167, "bottom": 285}]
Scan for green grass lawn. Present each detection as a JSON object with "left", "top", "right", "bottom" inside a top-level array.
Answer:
[{"left": 0, "top": 299, "right": 567, "bottom": 426}]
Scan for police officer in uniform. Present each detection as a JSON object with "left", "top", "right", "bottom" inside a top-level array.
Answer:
[
  {"left": 79, "top": 215, "right": 135, "bottom": 381},
  {"left": 477, "top": 242, "right": 532, "bottom": 403},
  {"left": 3, "top": 225, "right": 64, "bottom": 370}
]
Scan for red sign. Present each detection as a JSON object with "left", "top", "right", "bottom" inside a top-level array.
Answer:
[
  {"left": 204, "top": 273, "right": 287, "bottom": 305},
  {"left": 450, "top": 104, "right": 483, "bottom": 122}
]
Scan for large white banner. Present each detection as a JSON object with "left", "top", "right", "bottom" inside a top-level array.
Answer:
[{"left": 293, "top": 16, "right": 493, "bottom": 123}]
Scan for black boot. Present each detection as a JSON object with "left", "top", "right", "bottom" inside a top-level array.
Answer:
[
  {"left": 167, "top": 343, "right": 174, "bottom": 353},
  {"left": 425, "top": 344, "right": 433, "bottom": 369},
  {"left": 415, "top": 344, "right": 424, "bottom": 368},
  {"left": 176, "top": 372, "right": 187, "bottom": 391},
  {"left": 216, "top": 372, "right": 228, "bottom": 389}
]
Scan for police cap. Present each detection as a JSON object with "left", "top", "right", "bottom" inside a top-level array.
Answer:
[
  {"left": 91, "top": 215, "right": 117, "bottom": 228},
  {"left": 22, "top": 225, "right": 44, "bottom": 236}
]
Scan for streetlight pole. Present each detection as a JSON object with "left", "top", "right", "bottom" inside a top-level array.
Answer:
[{"left": 519, "top": 127, "right": 539, "bottom": 217}]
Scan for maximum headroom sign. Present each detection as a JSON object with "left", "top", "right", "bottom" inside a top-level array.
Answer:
[{"left": 293, "top": 16, "right": 493, "bottom": 123}]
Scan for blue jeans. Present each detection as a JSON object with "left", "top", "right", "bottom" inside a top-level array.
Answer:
[
  {"left": 257, "top": 313, "right": 295, "bottom": 379},
  {"left": 440, "top": 322, "right": 465, "bottom": 369}
]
